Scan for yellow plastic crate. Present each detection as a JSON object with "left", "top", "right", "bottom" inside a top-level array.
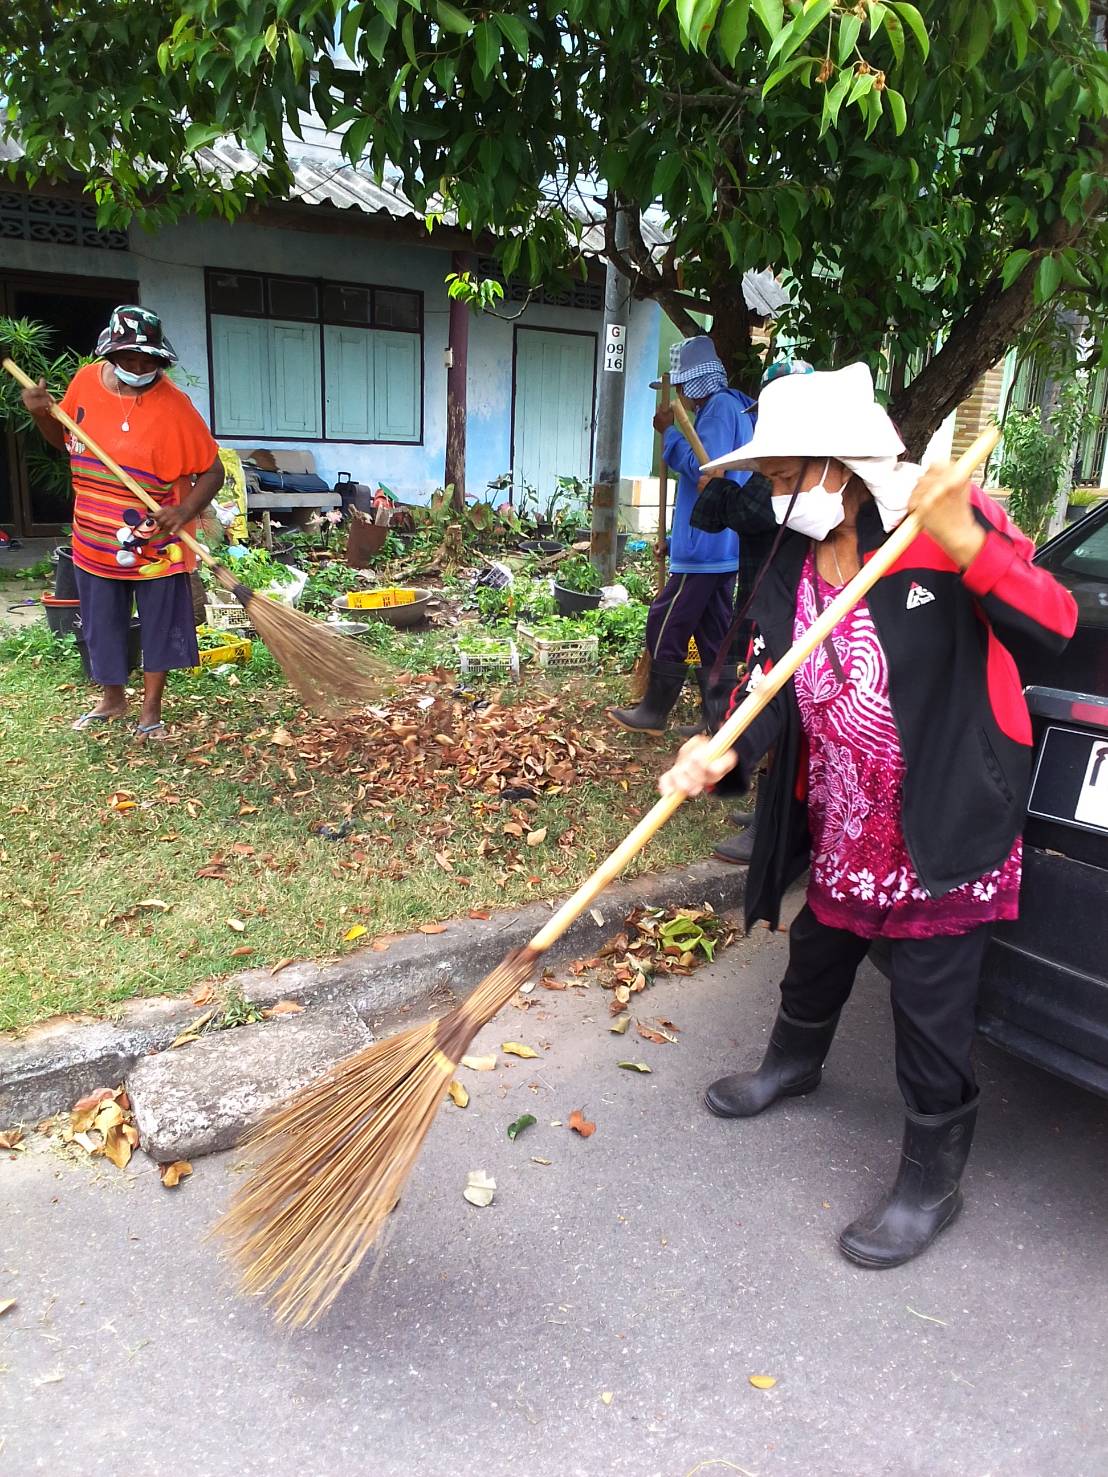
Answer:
[
  {"left": 346, "top": 587, "right": 417, "bottom": 610},
  {"left": 189, "top": 632, "right": 253, "bottom": 675}
]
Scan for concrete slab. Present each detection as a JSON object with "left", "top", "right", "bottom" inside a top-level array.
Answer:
[{"left": 128, "top": 1003, "right": 371, "bottom": 1163}]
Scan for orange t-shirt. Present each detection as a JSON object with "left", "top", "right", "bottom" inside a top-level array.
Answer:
[{"left": 59, "top": 362, "right": 219, "bottom": 581}]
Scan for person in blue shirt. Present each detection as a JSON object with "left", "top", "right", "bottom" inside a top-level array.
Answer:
[{"left": 608, "top": 335, "right": 756, "bottom": 735}]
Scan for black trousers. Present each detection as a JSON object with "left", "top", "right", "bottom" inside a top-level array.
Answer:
[{"left": 779, "top": 904, "right": 990, "bottom": 1116}]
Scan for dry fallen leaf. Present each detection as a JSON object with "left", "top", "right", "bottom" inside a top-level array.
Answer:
[
  {"left": 107, "top": 791, "right": 136, "bottom": 811},
  {"left": 262, "top": 1000, "right": 304, "bottom": 1018},
  {"left": 447, "top": 1080, "right": 469, "bottom": 1109},
  {"left": 610, "top": 1015, "right": 631, "bottom": 1035},
  {"left": 71, "top": 1088, "right": 115, "bottom": 1114},
  {"left": 189, "top": 982, "right": 215, "bottom": 1007},
  {"left": 460, "top": 1054, "right": 497, "bottom": 1072},
  {"left": 748, "top": 1374, "right": 777, "bottom": 1390},
  {"left": 617, "top": 1061, "right": 652, "bottom": 1073},
  {"left": 501, "top": 1041, "right": 539, "bottom": 1060},
  {"left": 589, "top": 908, "right": 605, "bottom": 926},
  {"left": 462, "top": 1169, "right": 496, "bottom": 1207},
  {"left": 530, "top": 1156, "right": 552, "bottom": 1166},
  {"left": 270, "top": 957, "right": 295, "bottom": 975},
  {"left": 568, "top": 1109, "right": 596, "bottom": 1138},
  {"left": 102, "top": 1124, "right": 133, "bottom": 1170},
  {"left": 230, "top": 945, "right": 254, "bottom": 958},
  {"left": 160, "top": 1160, "right": 193, "bottom": 1188},
  {"left": 226, "top": 918, "right": 246, "bottom": 933},
  {"left": 135, "top": 898, "right": 170, "bottom": 912},
  {"left": 0, "top": 1128, "right": 24, "bottom": 1150},
  {"left": 418, "top": 923, "right": 448, "bottom": 935},
  {"left": 0, "top": 1299, "right": 15, "bottom": 1316},
  {"left": 525, "top": 827, "right": 548, "bottom": 847},
  {"left": 600, "top": 1391, "right": 614, "bottom": 1405},
  {"left": 343, "top": 924, "right": 368, "bottom": 942},
  {"left": 270, "top": 726, "right": 295, "bottom": 747}
]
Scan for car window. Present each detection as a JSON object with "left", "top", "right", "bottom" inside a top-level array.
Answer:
[{"left": 1058, "top": 520, "right": 1108, "bottom": 583}]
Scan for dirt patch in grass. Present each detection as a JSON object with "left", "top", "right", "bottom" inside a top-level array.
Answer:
[{"left": 0, "top": 626, "right": 722, "bottom": 1030}]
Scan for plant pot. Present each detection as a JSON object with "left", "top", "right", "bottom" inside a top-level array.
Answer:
[
  {"left": 553, "top": 582, "right": 602, "bottom": 616},
  {"left": 52, "top": 545, "right": 78, "bottom": 601},
  {"left": 518, "top": 539, "right": 564, "bottom": 555},
  {"left": 42, "top": 594, "right": 81, "bottom": 639}
]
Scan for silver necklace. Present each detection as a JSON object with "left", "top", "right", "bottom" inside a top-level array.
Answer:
[
  {"left": 830, "top": 540, "right": 846, "bottom": 587},
  {"left": 107, "top": 369, "right": 142, "bottom": 432}
]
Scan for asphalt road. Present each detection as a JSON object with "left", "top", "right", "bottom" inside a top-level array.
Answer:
[{"left": 2, "top": 905, "right": 1106, "bottom": 1477}]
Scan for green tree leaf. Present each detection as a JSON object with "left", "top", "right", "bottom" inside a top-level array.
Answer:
[
  {"left": 888, "top": 1, "right": 929, "bottom": 58},
  {"left": 435, "top": 0, "right": 472, "bottom": 36},
  {"left": 717, "top": 0, "right": 751, "bottom": 63},
  {"left": 493, "top": 12, "right": 530, "bottom": 59},
  {"left": 473, "top": 19, "right": 499, "bottom": 78},
  {"left": 1036, "top": 253, "right": 1062, "bottom": 302}
]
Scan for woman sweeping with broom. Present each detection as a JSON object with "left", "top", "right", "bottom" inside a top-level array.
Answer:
[{"left": 659, "top": 363, "right": 1077, "bottom": 1268}]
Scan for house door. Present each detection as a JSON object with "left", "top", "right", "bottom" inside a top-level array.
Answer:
[
  {"left": 0, "top": 271, "right": 138, "bottom": 537},
  {"left": 511, "top": 327, "right": 597, "bottom": 511}
]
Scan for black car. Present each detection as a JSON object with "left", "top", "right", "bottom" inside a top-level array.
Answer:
[
  {"left": 869, "top": 500, "right": 1108, "bottom": 1096},
  {"left": 974, "top": 501, "right": 1108, "bottom": 1098}
]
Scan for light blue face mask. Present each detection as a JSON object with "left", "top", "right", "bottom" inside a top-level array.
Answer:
[{"left": 112, "top": 363, "right": 159, "bottom": 389}]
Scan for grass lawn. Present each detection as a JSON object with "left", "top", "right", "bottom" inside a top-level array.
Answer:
[{"left": 0, "top": 623, "right": 725, "bottom": 1032}]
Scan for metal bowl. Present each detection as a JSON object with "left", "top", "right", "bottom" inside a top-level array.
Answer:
[{"left": 331, "top": 588, "right": 433, "bottom": 628}]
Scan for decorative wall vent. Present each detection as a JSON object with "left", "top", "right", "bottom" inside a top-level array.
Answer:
[
  {"left": 0, "top": 193, "right": 128, "bottom": 251},
  {"left": 477, "top": 257, "right": 603, "bottom": 312}
]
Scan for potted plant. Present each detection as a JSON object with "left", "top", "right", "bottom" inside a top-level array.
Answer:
[{"left": 552, "top": 554, "right": 603, "bottom": 615}]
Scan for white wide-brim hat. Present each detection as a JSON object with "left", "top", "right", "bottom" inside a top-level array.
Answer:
[{"left": 701, "top": 362, "right": 904, "bottom": 473}]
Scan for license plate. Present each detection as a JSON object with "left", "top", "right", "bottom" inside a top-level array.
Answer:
[{"left": 1028, "top": 725, "right": 1108, "bottom": 835}]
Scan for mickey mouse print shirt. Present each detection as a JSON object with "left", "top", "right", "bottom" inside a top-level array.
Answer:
[{"left": 59, "top": 362, "right": 219, "bottom": 581}]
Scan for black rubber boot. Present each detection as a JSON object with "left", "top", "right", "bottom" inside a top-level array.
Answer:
[
  {"left": 726, "top": 805, "right": 754, "bottom": 830},
  {"left": 838, "top": 1095, "right": 979, "bottom": 1269},
  {"left": 704, "top": 1007, "right": 841, "bottom": 1118},
  {"left": 674, "top": 666, "right": 711, "bottom": 739},
  {"left": 607, "top": 661, "right": 687, "bottom": 736},
  {"left": 712, "top": 820, "right": 756, "bottom": 864}
]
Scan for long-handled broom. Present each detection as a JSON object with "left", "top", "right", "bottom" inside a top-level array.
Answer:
[
  {"left": 1, "top": 357, "right": 388, "bottom": 713},
  {"left": 217, "top": 429, "right": 999, "bottom": 1327}
]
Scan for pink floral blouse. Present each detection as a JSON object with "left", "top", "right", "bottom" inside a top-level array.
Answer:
[{"left": 792, "top": 552, "right": 1021, "bottom": 939}]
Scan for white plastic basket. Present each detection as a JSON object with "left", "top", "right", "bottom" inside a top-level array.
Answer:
[
  {"left": 518, "top": 624, "right": 599, "bottom": 671},
  {"left": 458, "top": 639, "right": 520, "bottom": 682},
  {"left": 203, "top": 598, "right": 252, "bottom": 631}
]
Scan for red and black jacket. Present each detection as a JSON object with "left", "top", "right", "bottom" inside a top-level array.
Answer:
[{"left": 726, "top": 489, "right": 1078, "bottom": 932}]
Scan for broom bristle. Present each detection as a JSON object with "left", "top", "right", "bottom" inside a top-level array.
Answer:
[
  {"left": 214, "top": 947, "right": 538, "bottom": 1327},
  {"left": 212, "top": 565, "right": 390, "bottom": 713},
  {"left": 627, "top": 648, "right": 651, "bottom": 703}
]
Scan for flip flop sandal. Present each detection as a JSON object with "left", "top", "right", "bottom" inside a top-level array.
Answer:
[
  {"left": 72, "top": 711, "right": 116, "bottom": 731},
  {"left": 133, "top": 721, "right": 168, "bottom": 741}
]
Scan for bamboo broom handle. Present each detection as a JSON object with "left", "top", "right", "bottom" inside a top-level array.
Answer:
[
  {"left": 671, "top": 395, "right": 710, "bottom": 466},
  {"left": 530, "top": 425, "right": 1000, "bottom": 953},
  {"left": 656, "top": 372, "right": 670, "bottom": 592},
  {"left": 1, "top": 356, "right": 216, "bottom": 568}
]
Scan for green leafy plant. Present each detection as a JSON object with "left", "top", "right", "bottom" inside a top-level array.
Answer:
[
  {"left": 300, "top": 561, "right": 362, "bottom": 613},
  {"left": 588, "top": 602, "right": 649, "bottom": 668},
  {"left": 204, "top": 548, "right": 295, "bottom": 592},
  {"left": 0, "top": 316, "right": 89, "bottom": 515},
  {"left": 999, "top": 381, "right": 1097, "bottom": 542},
  {"left": 554, "top": 555, "right": 602, "bottom": 595},
  {"left": 11, "top": 555, "right": 55, "bottom": 583}
]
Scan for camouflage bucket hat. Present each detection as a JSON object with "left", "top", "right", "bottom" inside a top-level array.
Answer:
[{"left": 95, "top": 305, "right": 178, "bottom": 365}]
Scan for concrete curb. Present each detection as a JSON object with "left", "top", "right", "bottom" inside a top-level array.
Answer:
[{"left": 0, "top": 858, "right": 746, "bottom": 1126}]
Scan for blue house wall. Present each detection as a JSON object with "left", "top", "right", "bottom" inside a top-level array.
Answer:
[{"left": 0, "top": 203, "right": 662, "bottom": 508}]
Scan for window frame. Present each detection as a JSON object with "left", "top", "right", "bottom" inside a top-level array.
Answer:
[{"left": 204, "top": 267, "right": 424, "bottom": 445}]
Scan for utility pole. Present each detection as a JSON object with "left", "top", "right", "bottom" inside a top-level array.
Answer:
[
  {"left": 590, "top": 207, "right": 632, "bottom": 583},
  {"left": 445, "top": 249, "right": 473, "bottom": 514}
]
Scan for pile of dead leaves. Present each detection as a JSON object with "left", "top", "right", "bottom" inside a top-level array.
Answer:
[
  {"left": 275, "top": 684, "right": 641, "bottom": 803},
  {"left": 556, "top": 903, "right": 735, "bottom": 1026},
  {"left": 55, "top": 1086, "right": 191, "bottom": 1188},
  {"left": 58, "top": 1086, "right": 140, "bottom": 1170}
]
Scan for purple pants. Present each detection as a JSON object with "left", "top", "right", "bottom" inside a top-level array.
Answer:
[
  {"left": 74, "top": 567, "right": 199, "bottom": 685},
  {"left": 645, "top": 570, "right": 737, "bottom": 667}
]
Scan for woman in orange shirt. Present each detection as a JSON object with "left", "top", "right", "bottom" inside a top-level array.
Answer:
[{"left": 22, "top": 305, "right": 223, "bottom": 739}]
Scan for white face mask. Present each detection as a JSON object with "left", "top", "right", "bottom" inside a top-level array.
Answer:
[
  {"left": 112, "top": 364, "right": 159, "bottom": 389},
  {"left": 771, "top": 460, "right": 845, "bottom": 541}
]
